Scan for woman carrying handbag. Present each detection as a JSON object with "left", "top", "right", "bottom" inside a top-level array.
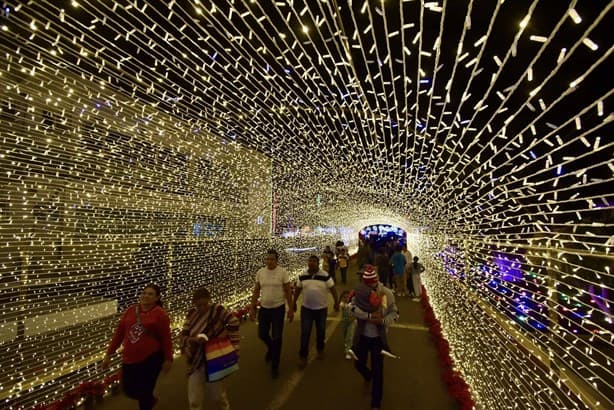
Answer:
[
  {"left": 180, "top": 287, "right": 240, "bottom": 410},
  {"left": 102, "top": 284, "right": 173, "bottom": 410}
]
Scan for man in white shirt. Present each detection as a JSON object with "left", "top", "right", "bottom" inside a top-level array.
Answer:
[
  {"left": 249, "top": 249, "right": 294, "bottom": 379},
  {"left": 293, "top": 255, "right": 339, "bottom": 368}
]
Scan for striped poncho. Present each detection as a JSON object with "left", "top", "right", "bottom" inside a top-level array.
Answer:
[{"left": 180, "top": 304, "right": 240, "bottom": 373}]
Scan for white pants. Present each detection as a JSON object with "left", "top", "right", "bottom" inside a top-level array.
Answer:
[
  {"left": 188, "top": 370, "right": 230, "bottom": 410},
  {"left": 412, "top": 274, "right": 423, "bottom": 297}
]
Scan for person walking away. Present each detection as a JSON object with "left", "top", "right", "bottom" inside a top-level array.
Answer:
[
  {"left": 293, "top": 255, "right": 339, "bottom": 368},
  {"left": 322, "top": 245, "right": 336, "bottom": 282},
  {"left": 390, "top": 246, "right": 408, "bottom": 296},
  {"left": 350, "top": 268, "right": 398, "bottom": 410},
  {"left": 356, "top": 241, "right": 372, "bottom": 269},
  {"left": 337, "top": 249, "right": 350, "bottom": 285},
  {"left": 180, "top": 287, "right": 240, "bottom": 410},
  {"left": 249, "top": 249, "right": 294, "bottom": 379},
  {"left": 102, "top": 284, "right": 173, "bottom": 410},
  {"left": 339, "top": 290, "right": 356, "bottom": 359},
  {"left": 409, "top": 256, "right": 426, "bottom": 301},
  {"left": 401, "top": 245, "right": 414, "bottom": 296},
  {"left": 374, "top": 249, "right": 391, "bottom": 288}
]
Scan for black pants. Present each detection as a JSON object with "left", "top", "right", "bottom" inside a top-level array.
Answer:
[
  {"left": 258, "top": 305, "right": 285, "bottom": 371},
  {"left": 339, "top": 267, "right": 348, "bottom": 284},
  {"left": 407, "top": 275, "right": 415, "bottom": 295},
  {"left": 328, "top": 262, "right": 336, "bottom": 283},
  {"left": 379, "top": 271, "right": 390, "bottom": 288},
  {"left": 299, "top": 306, "right": 327, "bottom": 359},
  {"left": 354, "top": 335, "right": 384, "bottom": 408},
  {"left": 122, "top": 351, "right": 163, "bottom": 410}
]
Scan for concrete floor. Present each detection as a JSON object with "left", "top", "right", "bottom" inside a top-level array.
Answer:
[{"left": 97, "top": 271, "right": 457, "bottom": 410}]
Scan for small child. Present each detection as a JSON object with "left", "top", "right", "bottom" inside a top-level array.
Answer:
[
  {"left": 339, "top": 290, "right": 356, "bottom": 360},
  {"left": 348, "top": 265, "right": 397, "bottom": 359}
]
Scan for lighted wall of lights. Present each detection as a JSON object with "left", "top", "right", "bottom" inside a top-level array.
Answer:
[
  {"left": 421, "top": 222, "right": 612, "bottom": 408},
  {"left": 0, "top": 61, "right": 353, "bottom": 406},
  {"left": 0, "top": 68, "right": 274, "bottom": 408}
]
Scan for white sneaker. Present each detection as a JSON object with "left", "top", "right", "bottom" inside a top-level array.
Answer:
[
  {"left": 381, "top": 349, "right": 399, "bottom": 359},
  {"left": 345, "top": 353, "right": 352, "bottom": 360},
  {"left": 347, "top": 349, "right": 358, "bottom": 360}
]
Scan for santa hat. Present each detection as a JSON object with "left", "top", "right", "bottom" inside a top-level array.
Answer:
[{"left": 362, "top": 265, "right": 378, "bottom": 285}]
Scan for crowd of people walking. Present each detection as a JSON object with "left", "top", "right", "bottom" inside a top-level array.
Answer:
[{"left": 102, "top": 239, "right": 425, "bottom": 410}]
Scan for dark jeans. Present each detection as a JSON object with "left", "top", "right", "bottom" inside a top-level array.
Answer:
[
  {"left": 299, "top": 306, "right": 327, "bottom": 359},
  {"left": 258, "top": 305, "right": 285, "bottom": 370},
  {"left": 354, "top": 335, "right": 384, "bottom": 408},
  {"left": 379, "top": 271, "right": 390, "bottom": 288},
  {"left": 407, "top": 275, "right": 415, "bottom": 295},
  {"left": 328, "top": 262, "right": 336, "bottom": 283},
  {"left": 122, "top": 350, "right": 163, "bottom": 410},
  {"left": 339, "top": 267, "right": 348, "bottom": 284}
]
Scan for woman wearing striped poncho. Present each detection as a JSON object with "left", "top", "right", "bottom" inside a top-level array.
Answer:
[{"left": 180, "top": 287, "right": 240, "bottom": 410}]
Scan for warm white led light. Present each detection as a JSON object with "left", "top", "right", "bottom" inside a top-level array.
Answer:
[{"left": 0, "top": 2, "right": 610, "bottom": 410}]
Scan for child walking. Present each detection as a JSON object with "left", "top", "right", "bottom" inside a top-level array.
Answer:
[{"left": 339, "top": 290, "right": 356, "bottom": 359}]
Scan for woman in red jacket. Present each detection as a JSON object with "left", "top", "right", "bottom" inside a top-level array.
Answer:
[{"left": 102, "top": 284, "right": 173, "bottom": 409}]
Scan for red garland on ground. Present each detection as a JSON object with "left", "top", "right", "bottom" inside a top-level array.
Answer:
[
  {"left": 231, "top": 303, "right": 253, "bottom": 319},
  {"left": 420, "top": 287, "right": 476, "bottom": 410},
  {"left": 32, "top": 376, "right": 118, "bottom": 410}
]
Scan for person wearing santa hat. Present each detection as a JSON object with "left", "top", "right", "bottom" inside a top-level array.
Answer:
[{"left": 349, "top": 265, "right": 398, "bottom": 410}]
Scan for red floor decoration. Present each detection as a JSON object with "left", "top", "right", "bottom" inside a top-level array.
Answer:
[{"left": 420, "top": 287, "right": 475, "bottom": 410}]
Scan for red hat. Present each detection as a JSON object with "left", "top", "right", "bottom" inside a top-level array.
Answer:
[{"left": 362, "top": 265, "right": 378, "bottom": 285}]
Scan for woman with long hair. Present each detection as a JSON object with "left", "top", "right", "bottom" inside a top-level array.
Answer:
[{"left": 102, "top": 284, "right": 173, "bottom": 409}]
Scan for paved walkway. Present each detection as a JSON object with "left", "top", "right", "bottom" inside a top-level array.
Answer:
[{"left": 97, "top": 267, "right": 457, "bottom": 410}]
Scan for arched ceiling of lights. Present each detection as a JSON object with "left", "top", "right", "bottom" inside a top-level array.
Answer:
[{"left": 1, "top": 0, "right": 609, "bottom": 233}]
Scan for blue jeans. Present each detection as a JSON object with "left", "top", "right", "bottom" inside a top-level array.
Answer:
[
  {"left": 258, "top": 305, "right": 285, "bottom": 371},
  {"left": 299, "top": 306, "right": 327, "bottom": 359},
  {"left": 354, "top": 335, "right": 384, "bottom": 408}
]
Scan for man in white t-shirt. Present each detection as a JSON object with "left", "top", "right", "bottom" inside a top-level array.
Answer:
[
  {"left": 292, "top": 255, "right": 339, "bottom": 368},
  {"left": 249, "top": 249, "right": 294, "bottom": 379}
]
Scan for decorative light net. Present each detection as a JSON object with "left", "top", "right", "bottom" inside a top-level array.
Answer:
[{"left": 0, "top": 0, "right": 611, "bottom": 408}]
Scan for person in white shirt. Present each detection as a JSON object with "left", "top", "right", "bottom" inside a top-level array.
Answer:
[
  {"left": 249, "top": 249, "right": 294, "bottom": 379},
  {"left": 408, "top": 256, "right": 426, "bottom": 300},
  {"left": 292, "top": 255, "right": 339, "bottom": 368}
]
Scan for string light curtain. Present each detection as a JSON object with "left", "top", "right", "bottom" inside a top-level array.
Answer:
[{"left": 0, "top": 0, "right": 612, "bottom": 409}]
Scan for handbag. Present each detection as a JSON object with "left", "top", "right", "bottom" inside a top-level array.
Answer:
[
  {"left": 204, "top": 336, "right": 239, "bottom": 382},
  {"left": 129, "top": 305, "right": 158, "bottom": 344}
]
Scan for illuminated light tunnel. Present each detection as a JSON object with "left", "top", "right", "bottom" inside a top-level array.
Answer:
[{"left": 0, "top": 1, "right": 612, "bottom": 409}]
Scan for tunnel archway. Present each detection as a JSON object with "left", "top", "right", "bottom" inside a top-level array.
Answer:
[
  {"left": 359, "top": 224, "right": 407, "bottom": 251},
  {"left": 0, "top": 1, "right": 611, "bottom": 409}
]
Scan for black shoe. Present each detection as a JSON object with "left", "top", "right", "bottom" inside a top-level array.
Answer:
[{"left": 271, "top": 368, "right": 279, "bottom": 379}]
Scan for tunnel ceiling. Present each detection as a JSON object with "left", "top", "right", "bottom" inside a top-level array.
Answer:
[{"left": 0, "top": 0, "right": 611, "bottom": 230}]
